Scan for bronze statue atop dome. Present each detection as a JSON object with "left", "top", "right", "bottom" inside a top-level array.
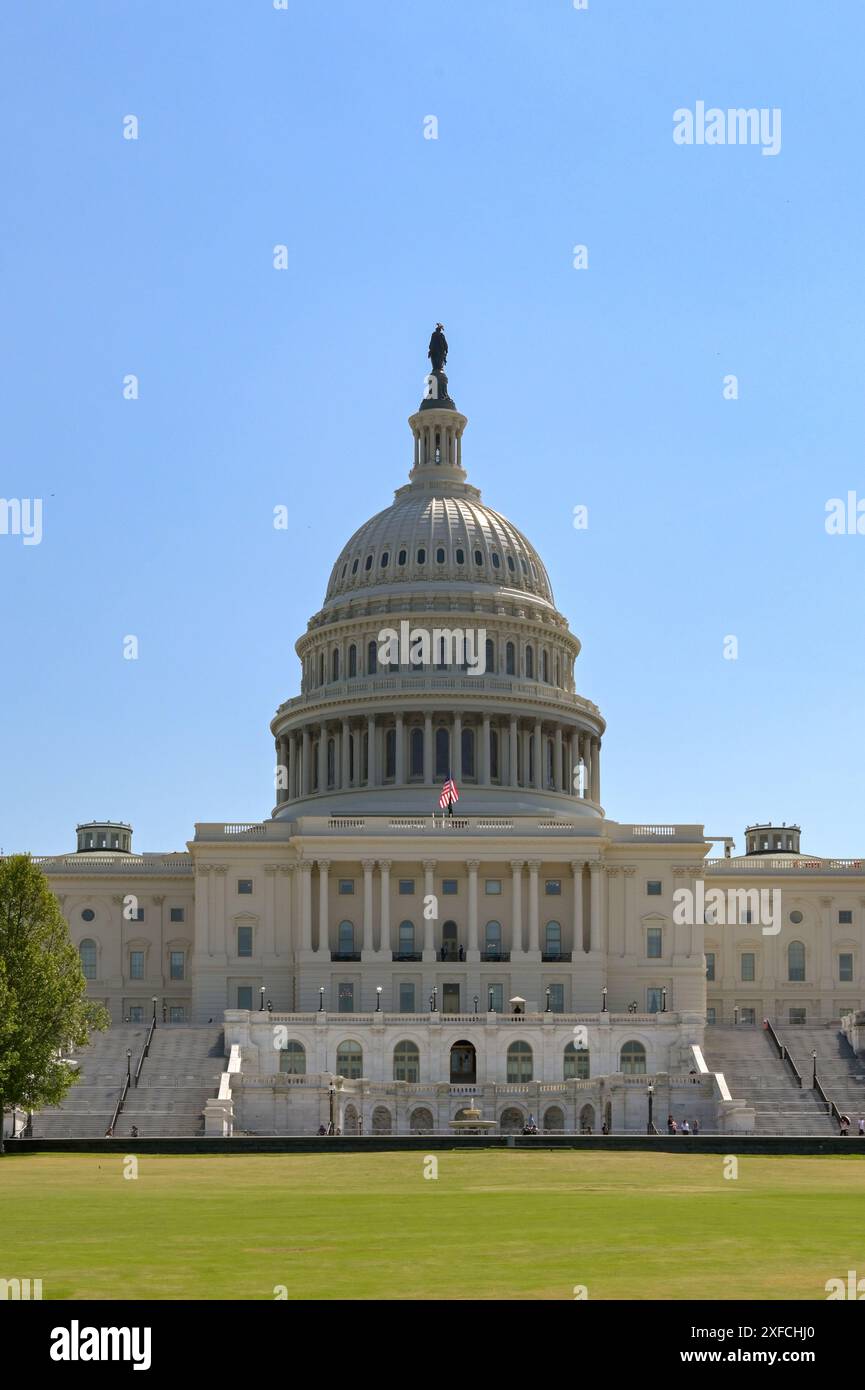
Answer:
[{"left": 428, "top": 324, "right": 448, "bottom": 374}]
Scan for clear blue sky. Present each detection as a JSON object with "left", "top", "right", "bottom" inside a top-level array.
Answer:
[{"left": 2, "top": 0, "right": 863, "bottom": 856}]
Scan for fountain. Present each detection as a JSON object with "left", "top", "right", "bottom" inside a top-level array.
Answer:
[{"left": 449, "top": 1101, "right": 498, "bottom": 1135}]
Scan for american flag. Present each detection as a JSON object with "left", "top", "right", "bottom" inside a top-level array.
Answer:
[{"left": 439, "top": 777, "right": 459, "bottom": 809}]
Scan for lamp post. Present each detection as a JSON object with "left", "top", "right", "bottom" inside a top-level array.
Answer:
[
  {"left": 545, "top": 989, "right": 551, "bottom": 1013},
  {"left": 812, "top": 1049, "right": 818, "bottom": 1089},
  {"left": 430, "top": 986, "right": 438, "bottom": 1013},
  {"left": 488, "top": 989, "right": 494, "bottom": 1012},
  {"left": 259, "top": 986, "right": 266, "bottom": 1012},
  {"left": 328, "top": 1081, "right": 335, "bottom": 1134},
  {"left": 661, "top": 987, "right": 667, "bottom": 1014},
  {"left": 152, "top": 997, "right": 157, "bottom": 1026},
  {"left": 647, "top": 1082, "right": 655, "bottom": 1136},
  {"left": 126, "top": 1049, "right": 132, "bottom": 1086},
  {"left": 601, "top": 987, "right": 608, "bottom": 1013},
  {"left": 319, "top": 986, "right": 325, "bottom": 1012},
  {"left": 375, "top": 986, "right": 382, "bottom": 1013},
  {"left": 473, "top": 994, "right": 479, "bottom": 1016}
]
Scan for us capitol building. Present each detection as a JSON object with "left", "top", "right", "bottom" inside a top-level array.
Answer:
[{"left": 28, "top": 334, "right": 865, "bottom": 1135}]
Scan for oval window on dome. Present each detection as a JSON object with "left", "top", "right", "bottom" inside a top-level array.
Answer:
[
  {"left": 397, "top": 548, "right": 407, "bottom": 566},
  {"left": 474, "top": 549, "right": 484, "bottom": 566},
  {"left": 491, "top": 552, "right": 501, "bottom": 569},
  {"left": 341, "top": 563, "right": 347, "bottom": 579},
  {"left": 380, "top": 552, "right": 389, "bottom": 568},
  {"left": 352, "top": 559, "right": 359, "bottom": 574},
  {"left": 455, "top": 548, "right": 465, "bottom": 565},
  {"left": 436, "top": 547, "right": 446, "bottom": 564},
  {"left": 507, "top": 555, "right": 515, "bottom": 572},
  {"left": 365, "top": 554, "right": 373, "bottom": 571},
  {"left": 417, "top": 547, "right": 426, "bottom": 564}
]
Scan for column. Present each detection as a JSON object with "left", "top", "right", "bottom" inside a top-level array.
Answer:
[
  {"left": 277, "top": 864, "right": 293, "bottom": 956},
  {"left": 197, "top": 865, "right": 211, "bottom": 958},
  {"left": 481, "top": 714, "right": 490, "bottom": 785},
  {"left": 301, "top": 727, "right": 311, "bottom": 795},
  {"left": 554, "top": 726, "right": 563, "bottom": 792},
  {"left": 395, "top": 712, "right": 404, "bottom": 783},
  {"left": 510, "top": 860, "right": 524, "bottom": 954},
  {"left": 264, "top": 865, "right": 277, "bottom": 955},
  {"left": 621, "top": 867, "right": 635, "bottom": 959},
  {"left": 467, "top": 860, "right": 480, "bottom": 955},
  {"left": 378, "top": 860, "right": 391, "bottom": 956},
  {"left": 317, "top": 860, "right": 330, "bottom": 956},
  {"left": 286, "top": 735, "right": 295, "bottom": 802},
  {"left": 581, "top": 733, "right": 592, "bottom": 799},
  {"left": 424, "top": 713, "right": 433, "bottom": 785},
  {"left": 453, "top": 713, "right": 462, "bottom": 782},
  {"left": 341, "top": 721, "right": 350, "bottom": 790},
  {"left": 362, "top": 860, "right": 375, "bottom": 954},
  {"left": 367, "top": 715, "right": 377, "bottom": 786},
  {"left": 509, "top": 717, "right": 519, "bottom": 787},
  {"left": 533, "top": 720, "right": 542, "bottom": 789},
  {"left": 527, "top": 860, "right": 540, "bottom": 953},
  {"left": 571, "top": 860, "right": 585, "bottom": 954},
  {"left": 423, "top": 861, "right": 437, "bottom": 956},
  {"left": 589, "top": 861, "right": 602, "bottom": 953},
  {"left": 299, "top": 861, "right": 313, "bottom": 952},
  {"left": 590, "top": 736, "right": 600, "bottom": 802},
  {"left": 569, "top": 730, "right": 578, "bottom": 797},
  {"left": 318, "top": 723, "right": 327, "bottom": 792}
]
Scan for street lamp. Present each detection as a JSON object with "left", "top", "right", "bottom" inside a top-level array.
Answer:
[
  {"left": 473, "top": 994, "right": 479, "bottom": 1015},
  {"left": 328, "top": 1082, "right": 336, "bottom": 1134},
  {"left": 812, "top": 1049, "right": 818, "bottom": 1088},
  {"left": 259, "top": 986, "right": 266, "bottom": 1012},
  {"left": 661, "top": 988, "right": 667, "bottom": 1014},
  {"left": 430, "top": 986, "right": 438, "bottom": 1013},
  {"left": 152, "top": 997, "right": 157, "bottom": 1026},
  {"left": 647, "top": 1082, "right": 655, "bottom": 1135},
  {"left": 319, "top": 986, "right": 325, "bottom": 1012},
  {"left": 375, "top": 986, "right": 382, "bottom": 1013},
  {"left": 488, "top": 989, "right": 494, "bottom": 1012},
  {"left": 545, "top": 989, "right": 551, "bottom": 1013},
  {"left": 601, "top": 987, "right": 608, "bottom": 1013},
  {"left": 126, "top": 1049, "right": 132, "bottom": 1086}
]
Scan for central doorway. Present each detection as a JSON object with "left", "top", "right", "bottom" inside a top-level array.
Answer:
[{"left": 450, "top": 1039, "right": 476, "bottom": 1083}]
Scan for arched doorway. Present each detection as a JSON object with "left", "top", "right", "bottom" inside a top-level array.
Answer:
[
  {"left": 579, "top": 1103, "right": 596, "bottom": 1133},
  {"left": 500, "top": 1106, "right": 525, "bottom": 1134},
  {"left": 442, "top": 920, "right": 459, "bottom": 961},
  {"left": 450, "top": 1039, "right": 476, "bottom": 1083},
  {"left": 543, "top": 1105, "right": 565, "bottom": 1132},
  {"left": 372, "top": 1105, "right": 392, "bottom": 1134},
  {"left": 410, "top": 1107, "right": 434, "bottom": 1133},
  {"left": 343, "top": 1103, "right": 359, "bottom": 1135}
]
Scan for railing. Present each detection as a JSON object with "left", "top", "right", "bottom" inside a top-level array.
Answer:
[
  {"left": 542, "top": 952, "right": 572, "bottom": 963},
  {"left": 766, "top": 1020, "right": 803, "bottom": 1087},
  {"left": 705, "top": 856, "right": 864, "bottom": 872},
  {"left": 276, "top": 675, "right": 602, "bottom": 720},
  {"left": 331, "top": 951, "right": 362, "bottom": 962},
  {"left": 481, "top": 950, "right": 511, "bottom": 962},
  {"left": 29, "top": 856, "right": 192, "bottom": 874},
  {"left": 392, "top": 952, "right": 423, "bottom": 962},
  {"left": 108, "top": 1074, "right": 130, "bottom": 1135},
  {"left": 133, "top": 1017, "right": 156, "bottom": 1088},
  {"left": 222, "top": 823, "right": 267, "bottom": 836}
]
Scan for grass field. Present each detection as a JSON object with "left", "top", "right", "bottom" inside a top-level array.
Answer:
[{"left": 2, "top": 1150, "right": 864, "bottom": 1300}]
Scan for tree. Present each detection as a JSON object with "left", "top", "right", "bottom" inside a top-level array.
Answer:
[{"left": 0, "top": 855, "right": 108, "bottom": 1153}]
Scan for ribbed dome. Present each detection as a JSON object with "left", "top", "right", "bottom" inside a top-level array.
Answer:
[{"left": 324, "top": 484, "right": 554, "bottom": 609}]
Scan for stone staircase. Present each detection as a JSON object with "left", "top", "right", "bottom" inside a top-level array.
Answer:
[
  {"left": 704, "top": 1024, "right": 836, "bottom": 1135},
  {"left": 776, "top": 1024, "right": 865, "bottom": 1125},
  {"left": 31, "top": 1024, "right": 147, "bottom": 1138},
  {"left": 119, "top": 1025, "right": 225, "bottom": 1137}
]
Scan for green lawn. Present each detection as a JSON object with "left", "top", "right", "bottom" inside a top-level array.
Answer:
[{"left": 1, "top": 1151, "right": 864, "bottom": 1300}]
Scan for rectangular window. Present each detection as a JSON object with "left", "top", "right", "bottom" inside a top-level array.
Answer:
[
  {"left": 705, "top": 951, "right": 715, "bottom": 982},
  {"left": 133, "top": 907, "right": 145, "bottom": 922},
  {"left": 169, "top": 907, "right": 185, "bottom": 923},
  {"left": 129, "top": 950, "right": 144, "bottom": 980},
  {"left": 238, "top": 879, "right": 253, "bottom": 895},
  {"left": 399, "top": 983, "right": 416, "bottom": 1012},
  {"left": 839, "top": 910, "right": 853, "bottom": 925},
  {"left": 740, "top": 1007, "right": 756, "bottom": 1025},
  {"left": 485, "top": 879, "right": 502, "bottom": 895},
  {"left": 169, "top": 1005, "right": 185, "bottom": 1023},
  {"left": 170, "top": 950, "right": 185, "bottom": 981},
  {"left": 398, "top": 879, "right": 415, "bottom": 895},
  {"left": 129, "top": 1006, "right": 145, "bottom": 1023},
  {"left": 442, "top": 879, "right": 458, "bottom": 895},
  {"left": 547, "top": 982, "right": 565, "bottom": 1013},
  {"left": 237, "top": 925, "right": 253, "bottom": 957},
  {"left": 839, "top": 952, "right": 854, "bottom": 983},
  {"left": 647, "top": 880, "right": 662, "bottom": 896},
  {"left": 398, "top": 922, "right": 415, "bottom": 954},
  {"left": 740, "top": 952, "right": 755, "bottom": 982},
  {"left": 237, "top": 985, "right": 253, "bottom": 1010},
  {"left": 706, "top": 1006, "right": 717, "bottom": 1025},
  {"left": 647, "top": 987, "right": 664, "bottom": 1014},
  {"left": 545, "top": 879, "right": 562, "bottom": 896},
  {"left": 647, "top": 927, "right": 662, "bottom": 959},
  {"left": 338, "top": 879, "right": 355, "bottom": 895},
  {"left": 442, "top": 983, "right": 460, "bottom": 1014},
  {"left": 338, "top": 983, "right": 354, "bottom": 1013},
  {"left": 487, "top": 984, "right": 504, "bottom": 1013},
  {"left": 789, "top": 1007, "right": 807, "bottom": 1024}
]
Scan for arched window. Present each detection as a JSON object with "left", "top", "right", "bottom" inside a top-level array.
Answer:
[
  {"left": 543, "top": 1105, "right": 564, "bottom": 1132},
  {"left": 485, "top": 637, "right": 495, "bottom": 674},
  {"left": 462, "top": 727, "right": 475, "bottom": 778},
  {"left": 394, "top": 1040, "right": 420, "bottom": 1082},
  {"left": 279, "top": 1041, "right": 306, "bottom": 1075},
  {"left": 435, "top": 546, "right": 446, "bottom": 564},
  {"left": 435, "top": 726, "right": 450, "bottom": 778},
  {"left": 397, "top": 548, "right": 407, "bottom": 566},
  {"left": 348, "top": 644, "right": 357, "bottom": 678},
  {"left": 474, "top": 548, "right": 484, "bottom": 567},
  {"left": 545, "top": 921, "right": 562, "bottom": 957},
  {"left": 364, "top": 554, "right": 373, "bottom": 571},
  {"left": 338, "top": 921, "right": 355, "bottom": 955},
  {"left": 380, "top": 552, "right": 389, "bottom": 568},
  {"left": 620, "top": 1040, "right": 647, "bottom": 1075},
  {"left": 417, "top": 547, "right": 426, "bottom": 565},
  {"left": 564, "top": 1041, "right": 590, "bottom": 1080},
  {"left": 385, "top": 728, "right": 396, "bottom": 779},
  {"left": 507, "top": 1040, "right": 533, "bottom": 1083},
  {"left": 490, "top": 728, "right": 499, "bottom": 780},
  {"left": 455, "top": 547, "right": 465, "bottom": 565},
  {"left": 542, "top": 649, "right": 549, "bottom": 682},
  {"left": 442, "top": 921, "right": 458, "bottom": 960},
  {"left": 398, "top": 920, "right": 415, "bottom": 956},
  {"left": 331, "top": 648, "right": 339, "bottom": 682},
  {"left": 327, "top": 737, "right": 335, "bottom": 787},
  {"left": 484, "top": 921, "right": 502, "bottom": 957},
  {"left": 367, "top": 640, "right": 377, "bottom": 675},
  {"left": 336, "top": 1040, "right": 363, "bottom": 1079},
  {"left": 410, "top": 727, "right": 424, "bottom": 777},
  {"left": 788, "top": 940, "right": 806, "bottom": 982},
  {"left": 79, "top": 939, "right": 97, "bottom": 980},
  {"left": 506, "top": 641, "right": 515, "bottom": 675},
  {"left": 525, "top": 645, "right": 534, "bottom": 678}
]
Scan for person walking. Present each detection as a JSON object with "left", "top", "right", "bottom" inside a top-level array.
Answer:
[
  {"left": 858, "top": 1117, "right": 864, "bottom": 1137},
  {"left": 671, "top": 1119, "right": 678, "bottom": 1135},
  {"left": 682, "top": 1120, "right": 690, "bottom": 1135},
  {"left": 666, "top": 1114, "right": 674, "bottom": 1135}
]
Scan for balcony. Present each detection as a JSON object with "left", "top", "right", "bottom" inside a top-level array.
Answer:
[
  {"left": 542, "top": 951, "right": 572, "bottom": 963},
  {"left": 330, "top": 951, "right": 361, "bottom": 962},
  {"left": 392, "top": 952, "right": 423, "bottom": 962},
  {"left": 438, "top": 946, "right": 465, "bottom": 962},
  {"left": 481, "top": 950, "right": 511, "bottom": 963}
]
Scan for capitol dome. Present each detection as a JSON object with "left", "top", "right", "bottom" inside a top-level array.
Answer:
[{"left": 271, "top": 333, "right": 605, "bottom": 819}]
